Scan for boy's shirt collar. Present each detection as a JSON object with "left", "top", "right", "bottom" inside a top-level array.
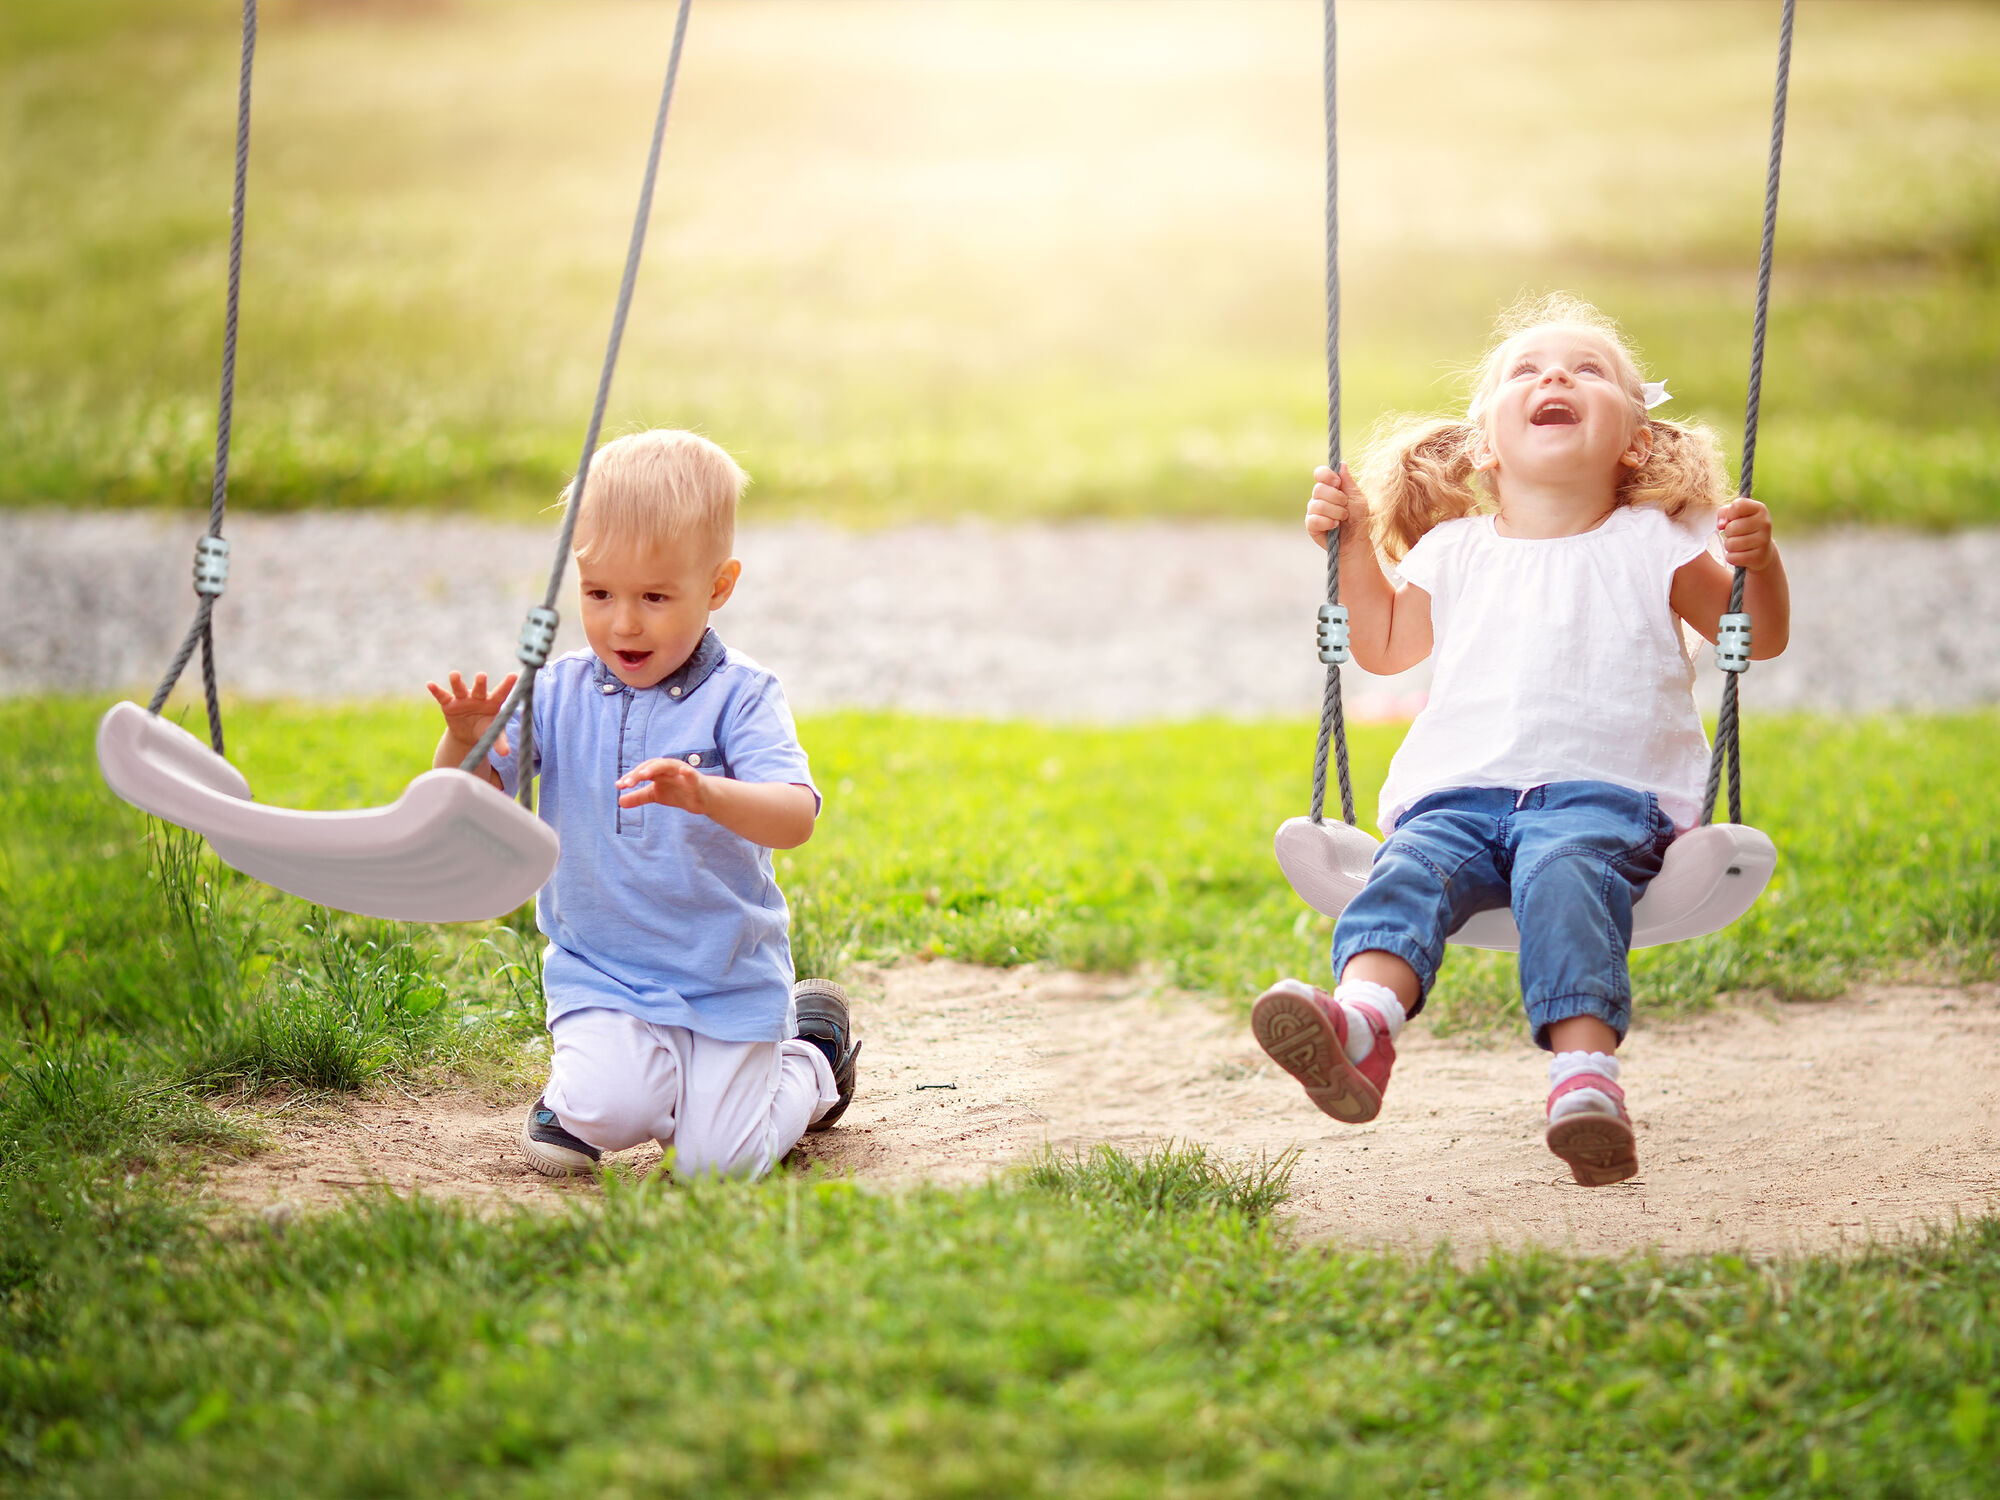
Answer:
[{"left": 589, "top": 628, "right": 727, "bottom": 700}]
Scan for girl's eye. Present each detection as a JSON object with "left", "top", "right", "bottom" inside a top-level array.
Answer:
[
  {"left": 1577, "top": 361, "right": 1604, "bottom": 376},
  {"left": 1509, "top": 361, "right": 1537, "bottom": 378}
]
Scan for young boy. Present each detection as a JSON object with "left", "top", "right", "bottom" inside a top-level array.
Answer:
[{"left": 427, "top": 429, "right": 859, "bottom": 1180}]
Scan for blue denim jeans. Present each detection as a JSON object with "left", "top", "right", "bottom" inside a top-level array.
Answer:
[{"left": 1330, "top": 782, "right": 1675, "bottom": 1050}]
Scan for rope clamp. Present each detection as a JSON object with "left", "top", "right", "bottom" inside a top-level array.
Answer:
[
  {"left": 193, "top": 535, "right": 230, "bottom": 597},
  {"left": 1716, "top": 612, "right": 1752, "bottom": 673},
  {"left": 517, "top": 606, "right": 560, "bottom": 668},
  {"left": 1317, "top": 602, "right": 1350, "bottom": 666}
]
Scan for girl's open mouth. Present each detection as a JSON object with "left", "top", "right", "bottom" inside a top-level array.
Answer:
[{"left": 1530, "top": 401, "right": 1579, "bottom": 426}]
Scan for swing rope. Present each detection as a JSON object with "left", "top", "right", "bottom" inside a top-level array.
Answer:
[
  {"left": 1308, "top": 0, "right": 1357, "bottom": 829},
  {"left": 1701, "top": 0, "right": 1794, "bottom": 828},
  {"left": 148, "top": 0, "right": 256, "bottom": 755},
  {"left": 460, "top": 0, "right": 695, "bottom": 807}
]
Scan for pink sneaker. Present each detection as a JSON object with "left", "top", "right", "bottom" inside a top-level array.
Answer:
[
  {"left": 1251, "top": 979, "right": 1395, "bottom": 1124},
  {"left": 1544, "top": 1074, "right": 1639, "bottom": 1186}
]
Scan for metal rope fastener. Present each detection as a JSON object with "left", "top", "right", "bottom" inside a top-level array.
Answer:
[
  {"left": 193, "top": 535, "right": 231, "bottom": 597},
  {"left": 516, "top": 606, "right": 560, "bottom": 669},
  {"left": 1715, "top": 612, "right": 1753, "bottom": 674}
]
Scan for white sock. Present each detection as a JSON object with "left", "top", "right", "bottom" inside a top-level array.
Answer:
[
  {"left": 1333, "top": 980, "right": 1406, "bottom": 1064},
  {"left": 1548, "top": 1050, "right": 1621, "bottom": 1120}
]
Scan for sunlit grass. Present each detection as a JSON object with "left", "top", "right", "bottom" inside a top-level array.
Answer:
[{"left": 4, "top": 0, "right": 1997, "bottom": 523}]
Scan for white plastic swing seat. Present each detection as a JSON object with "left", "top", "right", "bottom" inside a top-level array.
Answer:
[
  {"left": 1274, "top": 812, "right": 1776, "bottom": 952},
  {"left": 96, "top": 700, "right": 559, "bottom": 924}
]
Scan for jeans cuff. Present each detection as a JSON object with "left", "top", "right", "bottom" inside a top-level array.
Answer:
[
  {"left": 1523, "top": 992, "right": 1630, "bottom": 1053},
  {"left": 1329, "top": 930, "right": 1439, "bottom": 1018}
]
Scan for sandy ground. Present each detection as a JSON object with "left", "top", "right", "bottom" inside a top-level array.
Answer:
[{"left": 206, "top": 961, "right": 2000, "bottom": 1259}]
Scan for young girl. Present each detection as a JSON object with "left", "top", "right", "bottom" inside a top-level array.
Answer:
[{"left": 1252, "top": 294, "right": 1791, "bottom": 1187}]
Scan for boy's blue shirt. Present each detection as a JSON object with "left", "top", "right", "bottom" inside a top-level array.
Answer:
[{"left": 492, "top": 631, "right": 818, "bottom": 1042}]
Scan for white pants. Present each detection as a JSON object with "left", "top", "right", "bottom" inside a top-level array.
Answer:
[{"left": 543, "top": 1007, "right": 839, "bottom": 1181}]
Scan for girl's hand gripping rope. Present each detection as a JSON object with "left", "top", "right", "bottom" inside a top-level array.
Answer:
[
  {"left": 1715, "top": 497, "right": 1777, "bottom": 573},
  {"left": 1305, "top": 463, "right": 1368, "bottom": 551},
  {"left": 427, "top": 670, "right": 519, "bottom": 759}
]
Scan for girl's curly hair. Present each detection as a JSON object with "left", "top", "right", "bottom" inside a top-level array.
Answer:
[{"left": 1363, "top": 293, "right": 1733, "bottom": 562}]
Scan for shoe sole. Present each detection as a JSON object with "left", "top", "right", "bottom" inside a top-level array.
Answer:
[
  {"left": 1545, "top": 1114, "right": 1639, "bottom": 1186},
  {"left": 1251, "top": 988, "right": 1382, "bottom": 1124},
  {"left": 518, "top": 1116, "right": 599, "bottom": 1178},
  {"left": 805, "top": 1039, "right": 861, "bottom": 1134}
]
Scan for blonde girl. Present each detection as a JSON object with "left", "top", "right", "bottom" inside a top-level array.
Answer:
[{"left": 1252, "top": 294, "right": 1791, "bottom": 1186}]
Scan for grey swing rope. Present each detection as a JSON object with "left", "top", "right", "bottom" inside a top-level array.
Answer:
[
  {"left": 148, "top": 0, "right": 256, "bottom": 755},
  {"left": 1308, "top": 0, "right": 1357, "bottom": 829},
  {"left": 1700, "top": 0, "right": 1795, "bottom": 828},
  {"left": 460, "top": 0, "right": 695, "bottom": 807}
]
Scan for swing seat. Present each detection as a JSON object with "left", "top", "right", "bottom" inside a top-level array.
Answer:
[
  {"left": 96, "top": 700, "right": 559, "bottom": 924},
  {"left": 1273, "top": 814, "right": 1776, "bottom": 951}
]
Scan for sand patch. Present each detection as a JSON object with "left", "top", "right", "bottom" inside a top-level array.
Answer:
[{"left": 204, "top": 962, "right": 2000, "bottom": 1258}]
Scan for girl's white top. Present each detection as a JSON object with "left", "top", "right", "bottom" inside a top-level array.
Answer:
[{"left": 1379, "top": 504, "right": 1715, "bottom": 833}]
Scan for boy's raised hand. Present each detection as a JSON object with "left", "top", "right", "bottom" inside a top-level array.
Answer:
[
  {"left": 1306, "top": 463, "right": 1367, "bottom": 550},
  {"left": 1715, "top": 497, "right": 1778, "bottom": 573},
  {"left": 617, "top": 757, "right": 711, "bottom": 814},
  {"left": 427, "top": 670, "right": 518, "bottom": 756}
]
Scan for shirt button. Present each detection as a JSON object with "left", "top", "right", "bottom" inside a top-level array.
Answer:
[
  {"left": 600, "top": 683, "right": 618, "bottom": 695},
  {"left": 669, "top": 686, "right": 682, "bottom": 697},
  {"left": 686, "top": 753, "right": 701, "bottom": 766}
]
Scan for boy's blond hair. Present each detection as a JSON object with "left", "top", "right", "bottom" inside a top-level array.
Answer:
[
  {"left": 567, "top": 429, "right": 748, "bottom": 566},
  {"left": 1362, "top": 294, "right": 1732, "bottom": 562}
]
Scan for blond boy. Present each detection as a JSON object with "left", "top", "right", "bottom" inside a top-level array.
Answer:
[{"left": 429, "top": 430, "right": 857, "bottom": 1178}]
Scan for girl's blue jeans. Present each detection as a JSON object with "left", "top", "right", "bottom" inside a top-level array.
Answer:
[{"left": 1331, "top": 782, "right": 1675, "bottom": 1050}]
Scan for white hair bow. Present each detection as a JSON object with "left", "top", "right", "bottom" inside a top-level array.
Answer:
[{"left": 1642, "top": 380, "right": 1672, "bottom": 410}]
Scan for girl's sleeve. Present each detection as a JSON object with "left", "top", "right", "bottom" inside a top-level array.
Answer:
[
  {"left": 1662, "top": 505, "right": 1717, "bottom": 575},
  {"left": 1391, "top": 525, "right": 1449, "bottom": 595}
]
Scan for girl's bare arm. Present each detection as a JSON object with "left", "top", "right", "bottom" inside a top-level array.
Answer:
[
  {"left": 1669, "top": 498, "right": 1790, "bottom": 660},
  {"left": 1306, "top": 464, "right": 1434, "bottom": 675}
]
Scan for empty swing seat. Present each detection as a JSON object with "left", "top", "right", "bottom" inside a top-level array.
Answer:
[
  {"left": 97, "top": 700, "right": 559, "bottom": 924},
  {"left": 1273, "top": 813, "right": 1775, "bottom": 952}
]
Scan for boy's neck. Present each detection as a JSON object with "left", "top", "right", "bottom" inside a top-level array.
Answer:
[{"left": 1491, "top": 475, "right": 1621, "bottom": 539}]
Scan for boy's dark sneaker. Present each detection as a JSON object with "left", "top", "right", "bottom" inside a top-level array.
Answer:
[
  {"left": 520, "top": 1096, "right": 601, "bottom": 1177},
  {"left": 1545, "top": 1074, "right": 1639, "bottom": 1187},
  {"left": 794, "top": 978, "right": 861, "bottom": 1132}
]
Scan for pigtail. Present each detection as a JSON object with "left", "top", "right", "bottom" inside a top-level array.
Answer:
[
  {"left": 1619, "top": 416, "right": 1731, "bottom": 520},
  {"left": 1360, "top": 416, "right": 1483, "bottom": 562}
]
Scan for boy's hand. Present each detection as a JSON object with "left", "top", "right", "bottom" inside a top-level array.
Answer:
[
  {"left": 1715, "top": 497, "right": 1778, "bottom": 573},
  {"left": 1306, "top": 463, "right": 1368, "bottom": 550},
  {"left": 617, "top": 757, "right": 713, "bottom": 814},
  {"left": 426, "top": 670, "right": 518, "bottom": 755}
]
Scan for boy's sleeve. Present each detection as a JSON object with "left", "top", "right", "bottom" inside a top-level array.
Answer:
[
  {"left": 486, "top": 692, "right": 546, "bottom": 799},
  {"left": 721, "top": 675, "right": 819, "bottom": 813}
]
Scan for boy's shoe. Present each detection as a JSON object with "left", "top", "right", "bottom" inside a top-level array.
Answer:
[
  {"left": 794, "top": 978, "right": 861, "bottom": 1133},
  {"left": 1251, "top": 978, "right": 1395, "bottom": 1124},
  {"left": 1544, "top": 1074, "right": 1639, "bottom": 1186},
  {"left": 520, "top": 1096, "right": 601, "bottom": 1178}
]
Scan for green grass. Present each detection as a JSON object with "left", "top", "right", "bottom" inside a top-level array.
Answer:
[
  {"left": 1, "top": 1149, "right": 1996, "bottom": 1495},
  {"left": 1, "top": 695, "right": 1998, "bottom": 1491},
  {"left": 5, "top": 1, "right": 1998, "bottom": 526}
]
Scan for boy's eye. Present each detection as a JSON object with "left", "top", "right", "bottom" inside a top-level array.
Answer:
[{"left": 643, "top": 593, "right": 669, "bottom": 604}]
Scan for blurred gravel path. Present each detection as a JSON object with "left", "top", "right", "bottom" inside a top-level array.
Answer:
[{"left": 6, "top": 511, "right": 1999, "bottom": 720}]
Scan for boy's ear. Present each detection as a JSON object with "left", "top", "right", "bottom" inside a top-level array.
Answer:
[{"left": 709, "top": 558, "right": 742, "bottom": 610}]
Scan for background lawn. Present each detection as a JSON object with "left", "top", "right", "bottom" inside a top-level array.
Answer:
[
  {"left": 5, "top": 0, "right": 1998, "bottom": 525},
  {"left": 1, "top": 703, "right": 1996, "bottom": 1492}
]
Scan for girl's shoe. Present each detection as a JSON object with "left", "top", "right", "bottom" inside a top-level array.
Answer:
[
  {"left": 520, "top": 1096, "right": 602, "bottom": 1177},
  {"left": 1251, "top": 978, "right": 1395, "bottom": 1123},
  {"left": 1544, "top": 1074, "right": 1639, "bottom": 1186},
  {"left": 794, "top": 978, "right": 861, "bottom": 1132}
]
